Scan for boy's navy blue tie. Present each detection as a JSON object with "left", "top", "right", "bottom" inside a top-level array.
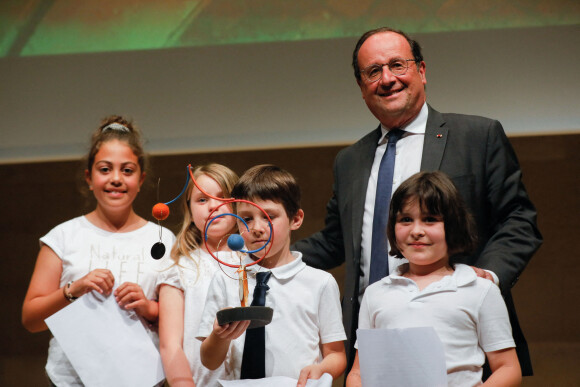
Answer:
[
  {"left": 369, "top": 129, "right": 404, "bottom": 285},
  {"left": 240, "top": 271, "right": 272, "bottom": 379}
]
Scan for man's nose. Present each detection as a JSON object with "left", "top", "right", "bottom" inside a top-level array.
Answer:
[{"left": 379, "top": 65, "right": 397, "bottom": 84}]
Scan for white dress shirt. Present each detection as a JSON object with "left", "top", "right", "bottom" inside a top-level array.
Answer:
[{"left": 359, "top": 102, "right": 428, "bottom": 299}]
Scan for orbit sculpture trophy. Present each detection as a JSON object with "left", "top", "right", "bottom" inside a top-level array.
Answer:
[{"left": 151, "top": 165, "right": 274, "bottom": 328}]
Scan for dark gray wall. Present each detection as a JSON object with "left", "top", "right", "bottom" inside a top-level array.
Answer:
[{"left": 1, "top": 25, "right": 579, "bottom": 164}]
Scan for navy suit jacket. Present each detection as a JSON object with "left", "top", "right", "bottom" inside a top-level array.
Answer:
[{"left": 294, "top": 105, "right": 542, "bottom": 375}]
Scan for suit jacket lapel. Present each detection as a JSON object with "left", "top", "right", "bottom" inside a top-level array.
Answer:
[
  {"left": 421, "top": 105, "right": 448, "bottom": 171},
  {"left": 350, "top": 126, "right": 381, "bottom": 255}
]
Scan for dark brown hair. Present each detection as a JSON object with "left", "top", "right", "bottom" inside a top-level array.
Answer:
[
  {"left": 386, "top": 171, "right": 477, "bottom": 261},
  {"left": 86, "top": 115, "right": 146, "bottom": 174},
  {"left": 352, "top": 27, "right": 424, "bottom": 83},
  {"left": 231, "top": 164, "right": 301, "bottom": 218}
]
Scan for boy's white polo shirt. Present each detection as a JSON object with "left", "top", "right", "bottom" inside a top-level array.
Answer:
[
  {"left": 198, "top": 252, "right": 346, "bottom": 379},
  {"left": 357, "top": 264, "right": 515, "bottom": 386}
]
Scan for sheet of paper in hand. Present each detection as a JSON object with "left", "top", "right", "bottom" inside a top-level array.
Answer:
[
  {"left": 45, "top": 290, "right": 164, "bottom": 387},
  {"left": 357, "top": 327, "right": 447, "bottom": 387}
]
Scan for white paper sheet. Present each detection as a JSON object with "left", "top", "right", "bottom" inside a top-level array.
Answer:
[
  {"left": 218, "top": 372, "right": 333, "bottom": 387},
  {"left": 357, "top": 327, "right": 447, "bottom": 387},
  {"left": 45, "top": 291, "right": 164, "bottom": 387}
]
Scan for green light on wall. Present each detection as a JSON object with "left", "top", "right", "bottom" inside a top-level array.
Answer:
[{"left": 1, "top": 0, "right": 578, "bottom": 57}]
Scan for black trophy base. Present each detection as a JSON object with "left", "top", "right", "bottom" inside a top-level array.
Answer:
[{"left": 216, "top": 306, "right": 274, "bottom": 329}]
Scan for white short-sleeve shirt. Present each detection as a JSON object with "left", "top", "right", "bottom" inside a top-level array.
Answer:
[
  {"left": 357, "top": 264, "right": 515, "bottom": 387},
  {"left": 41, "top": 216, "right": 175, "bottom": 386},
  {"left": 197, "top": 252, "right": 346, "bottom": 379}
]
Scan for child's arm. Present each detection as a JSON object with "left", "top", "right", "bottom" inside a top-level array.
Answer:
[
  {"left": 158, "top": 284, "right": 195, "bottom": 387},
  {"left": 22, "top": 246, "right": 115, "bottom": 332},
  {"left": 200, "top": 317, "right": 250, "bottom": 370},
  {"left": 345, "top": 350, "right": 362, "bottom": 387},
  {"left": 483, "top": 347, "right": 522, "bottom": 386},
  {"left": 296, "top": 341, "right": 346, "bottom": 387}
]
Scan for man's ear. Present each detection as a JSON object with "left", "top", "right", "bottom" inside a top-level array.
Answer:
[
  {"left": 357, "top": 79, "right": 365, "bottom": 98},
  {"left": 290, "top": 209, "right": 304, "bottom": 231},
  {"left": 419, "top": 61, "right": 427, "bottom": 85}
]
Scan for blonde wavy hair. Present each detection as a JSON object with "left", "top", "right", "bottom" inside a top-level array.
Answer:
[{"left": 170, "top": 163, "right": 239, "bottom": 267}]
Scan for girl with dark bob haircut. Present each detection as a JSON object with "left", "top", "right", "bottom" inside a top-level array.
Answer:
[
  {"left": 348, "top": 171, "right": 521, "bottom": 386},
  {"left": 386, "top": 170, "right": 478, "bottom": 262}
]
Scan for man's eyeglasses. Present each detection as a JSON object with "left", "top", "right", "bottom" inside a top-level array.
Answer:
[{"left": 360, "top": 58, "right": 419, "bottom": 82}]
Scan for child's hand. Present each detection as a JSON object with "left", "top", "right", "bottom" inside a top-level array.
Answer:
[
  {"left": 201, "top": 315, "right": 249, "bottom": 371},
  {"left": 296, "top": 364, "right": 324, "bottom": 387},
  {"left": 212, "top": 317, "right": 250, "bottom": 341},
  {"left": 71, "top": 268, "right": 115, "bottom": 296},
  {"left": 115, "top": 282, "right": 157, "bottom": 322},
  {"left": 470, "top": 266, "right": 495, "bottom": 282}
]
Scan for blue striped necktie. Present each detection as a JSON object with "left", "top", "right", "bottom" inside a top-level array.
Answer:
[{"left": 369, "top": 129, "right": 404, "bottom": 284}]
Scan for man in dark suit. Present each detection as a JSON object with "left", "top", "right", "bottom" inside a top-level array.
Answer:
[{"left": 294, "top": 27, "right": 542, "bottom": 376}]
